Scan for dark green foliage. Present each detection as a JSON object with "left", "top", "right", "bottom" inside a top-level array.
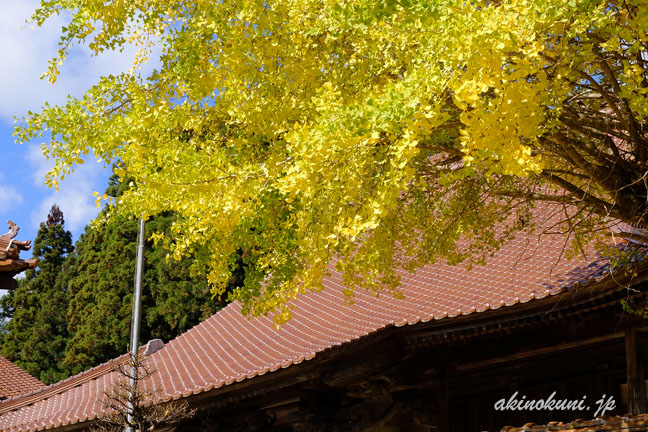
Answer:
[
  {"left": 1, "top": 205, "right": 74, "bottom": 384},
  {"left": 0, "top": 175, "right": 233, "bottom": 382},
  {"left": 0, "top": 287, "right": 16, "bottom": 324},
  {"left": 0, "top": 288, "right": 14, "bottom": 347},
  {"left": 60, "top": 175, "right": 225, "bottom": 376},
  {"left": 61, "top": 213, "right": 220, "bottom": 374}
]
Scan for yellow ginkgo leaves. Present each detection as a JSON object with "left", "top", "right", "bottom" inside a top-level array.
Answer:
[{"left": 16, "top": 0, "right": 648, "bottom": 322}]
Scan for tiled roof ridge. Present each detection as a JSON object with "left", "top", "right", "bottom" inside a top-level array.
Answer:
[{"left": 0, "top": 348, "right": 144, "bottom": 414}]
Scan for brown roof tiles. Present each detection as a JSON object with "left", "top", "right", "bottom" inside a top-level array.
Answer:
[
  {"left": 0, "top": 209, "right": 630, "bottom": 431},
  {"left": 0, "top": 356, "right": 44, "bottom": 400},
  {"left": 502, "top": 414, "right": 648, "bottom": 431}
]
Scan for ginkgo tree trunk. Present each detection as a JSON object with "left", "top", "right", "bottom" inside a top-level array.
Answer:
[{"left": 15, "top": 0, "right": 648, "bottom": 323}]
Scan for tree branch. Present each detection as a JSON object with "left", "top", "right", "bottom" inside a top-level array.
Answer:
[
  {"left": 539, "top": 171, "right": 624, "bottom": 220},
  {"left": 597, "top": 55, "right": 647, "bottom": 150}
]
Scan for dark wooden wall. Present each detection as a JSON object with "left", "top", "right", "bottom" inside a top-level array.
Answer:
[
  {"left": 174, "top": 290, "right": 648, "bottom": 432},
  {"left": 448, "top": 339, "right": 630, "bottom": 431}
]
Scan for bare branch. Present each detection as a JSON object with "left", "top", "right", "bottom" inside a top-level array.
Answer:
[
  {"left": 90, "top": 354, "right": 195, "bottom": 432},
  {"left": 539, "top": 171, "right": 623, "bottom": 218},
  {"left": 596, "top": 55, "right": 647, "bottom": 150}
]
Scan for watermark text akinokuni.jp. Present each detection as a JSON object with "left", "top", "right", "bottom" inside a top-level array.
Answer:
[{"left": 494, "top": 392, "right": 616, "bottom": 417}]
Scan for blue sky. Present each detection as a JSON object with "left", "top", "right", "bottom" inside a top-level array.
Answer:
[{"left": 0, "top": 1, "right": 159, "bottom": 246}]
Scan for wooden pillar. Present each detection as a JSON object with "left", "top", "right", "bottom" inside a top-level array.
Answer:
[{"left": 626, "top": 329, "right": 647, "bottom": 414}]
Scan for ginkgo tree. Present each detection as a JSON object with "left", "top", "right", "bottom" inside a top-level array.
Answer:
[{"left": 16, "top": 0, "right": 648, "bottom": 322}]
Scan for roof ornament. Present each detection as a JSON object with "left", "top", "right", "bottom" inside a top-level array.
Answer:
[
  {"left": 1, "top": 221, "right": 32, "bottom": 259},
  {"left": 0, "top": 221, "right": 38, "bottom": 290},
  {"left": 143, "top": 339, "right": 165, "bottom": 356}
]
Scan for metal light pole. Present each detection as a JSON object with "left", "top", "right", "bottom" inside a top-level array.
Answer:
[{"left": 127, "top": 218, "right": 146, "bottom": 432}]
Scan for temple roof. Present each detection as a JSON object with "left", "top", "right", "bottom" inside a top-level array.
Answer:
[
  {"left": 0, "top": 206, "right": 634, "bottom": 431},
  {"left": 0, "top": 356, "right": 44, "bottom": 401}
]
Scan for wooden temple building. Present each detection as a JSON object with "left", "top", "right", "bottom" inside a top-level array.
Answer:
[{"left": 0, "top": 209, "right": 648, "bottom": 431}]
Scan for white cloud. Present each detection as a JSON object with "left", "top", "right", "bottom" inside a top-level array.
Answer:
[
  {"left": 26, "top": 142, "right": 53, "bottom": 187},
  {"left": 0, "top": 173, "right": 24, "bottom": 213},
  {"left": 0, "top": 184, "right": 23, "bottom": 213},
  {"left": 28, "top": 145, "right": 110, "bottom": 233},
  {"left": 27, "top": 141, "right": 108, "bottom": 235},
  {"left": 24, "top": 117, "right": 109, "bottom": 238},
  {"left": 29, "top": 159, "right": 107, "bottom": 234},
  {"left": 26, "top": 140, "right": 109, "bottom": 231},
  {"left": 0, "top": 0, "right": 160, "bottom": 122}
]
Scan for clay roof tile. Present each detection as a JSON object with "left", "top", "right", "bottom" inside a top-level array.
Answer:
[
  {"left": 0, "top": 356, "right": 44, "bottom": 400},
  {"left": 0, "top": 206, "right": 636, "bottom": 431}
]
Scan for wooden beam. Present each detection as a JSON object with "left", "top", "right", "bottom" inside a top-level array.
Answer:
[
  {"left": 403, "top": 265, "right": 648, "bottom": 349},
  {"left": 626, "top": 329, "right": 647, "bottom": 414},
  {"left": 450, "top": 332, "right": 627, "bottom": 373}
]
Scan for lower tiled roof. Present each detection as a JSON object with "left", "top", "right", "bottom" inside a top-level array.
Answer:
[
  {"left": 0, "top": 356, "right": 44, "bottom": 400},
  {"left": 502, "top": 414, "right": 648, "bottom": 431},
  {"left": 0, "top": 208, "right": 629, "bottom": 431}
]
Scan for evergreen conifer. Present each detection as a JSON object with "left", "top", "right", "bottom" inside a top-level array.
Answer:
[
  {"left": 61, "top": 176, "right": 226, "bottom": 375},
  {"left": 1, "top": 205, "right": 73, "bottom": 383}
]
